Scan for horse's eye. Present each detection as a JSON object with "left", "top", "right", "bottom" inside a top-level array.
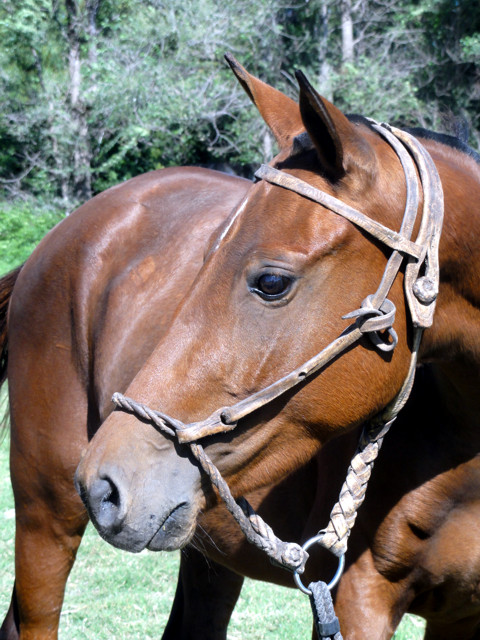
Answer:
[{"left": 253, "top": 273, "right": 293, "bottom": 300}]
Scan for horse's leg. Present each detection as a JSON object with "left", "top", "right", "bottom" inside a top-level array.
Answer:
[
  {"left": 7, "top": 461, "right": 88, "bottom": 640},
  {"left": 332, "top": 550, "right": 404, "bottom": 640},
  {"left": 162, "top": 547, "right": 244, "bottom": 640},
  {"left": 0, "top": 505, "right": 87, "bottom": 640},
  {"left": 1, "top": 337, "right": 90, "bottom": 640},
  {"left": 11, "top": 504, "right": 88, "bottom": 640},
  {"left": 2, "top": 412, "right": 89, "bottom": 640}
]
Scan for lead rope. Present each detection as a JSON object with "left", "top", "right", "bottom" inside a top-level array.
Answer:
[{"left": 310, "top": 581, "right": 342, "bottom": 640}]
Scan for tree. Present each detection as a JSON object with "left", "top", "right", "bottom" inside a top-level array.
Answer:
[{"left": 0, "top": 0, "right": 99, "bottom": 203}]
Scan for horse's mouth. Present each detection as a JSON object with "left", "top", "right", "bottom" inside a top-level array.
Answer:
[{"left": 146, "top": 501, "right": 195, "bottom": 551}]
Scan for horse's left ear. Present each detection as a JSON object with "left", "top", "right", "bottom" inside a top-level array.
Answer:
[
  {"left": 225, "top": 53, "right": 304, "bottom": 150},
  {"left": 295, "top": 70, "right": 373, "bottom": 180}
]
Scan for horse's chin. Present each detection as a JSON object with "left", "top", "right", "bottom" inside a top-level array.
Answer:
[{"left": 92, "top": 501, "right": 198, "bottom": 553}]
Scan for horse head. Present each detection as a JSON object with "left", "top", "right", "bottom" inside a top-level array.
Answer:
[{"left": 75, "top": 58, "right": 418, "bottom": 554}]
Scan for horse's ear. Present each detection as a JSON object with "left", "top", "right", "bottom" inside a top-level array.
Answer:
[
  {"left": 225, "top": 53, "right": 304, "bottom": 150},
  {"left": 295, "top": 70, "right": 372, "bottom": 180}
]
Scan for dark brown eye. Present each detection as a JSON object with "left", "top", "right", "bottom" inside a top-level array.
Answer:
[{"left": 253, "top": 273, "right": 293, "bottom": 300}]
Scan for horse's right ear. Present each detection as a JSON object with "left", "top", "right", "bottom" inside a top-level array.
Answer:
[
  {"left": 295, "top": 70, "right": 374, "bottom": 180},
  {"left": 225, "top": 53, "right": 304, "bottom": 150}
]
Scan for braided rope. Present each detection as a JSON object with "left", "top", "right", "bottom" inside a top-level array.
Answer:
[
  {"left": 318, "top": 418, "right": 394, "bottom": 556},
  {"left": 318, "top": 330, "right": 421, "bottom": 557},
  {"left": 188, "top": 442, "right": 308, "bottom": 572},
  {"left": 112, "top": 329, "right": 422, "bottom": 567},
  {"left": 112, "top": 393, "right": 176, "bottom": 437}
]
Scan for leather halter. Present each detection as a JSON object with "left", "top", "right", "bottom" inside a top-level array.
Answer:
[{"left": 112, "top": 121, "right": 444, "bottom": 574}]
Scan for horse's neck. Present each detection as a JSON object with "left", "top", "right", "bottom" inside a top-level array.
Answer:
[{"left": 419, "top": 141, "right": 480, "bottom": 433}]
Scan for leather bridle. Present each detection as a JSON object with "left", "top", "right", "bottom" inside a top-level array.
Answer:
[{"left": 112, "top": 121, "right": 444, "bottom": 587}]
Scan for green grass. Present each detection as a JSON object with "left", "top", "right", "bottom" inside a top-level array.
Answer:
[{"left": 0, "top": 430, "right": 425, "bottom": 638}]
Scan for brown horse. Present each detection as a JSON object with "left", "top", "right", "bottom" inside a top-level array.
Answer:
[{"left": 1, "top": 56, "right": 480, "bottom": 640}]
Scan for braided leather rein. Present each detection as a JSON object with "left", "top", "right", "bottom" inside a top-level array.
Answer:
[{"left": 112, "top": 121, "right": 444, "bottom": 581}]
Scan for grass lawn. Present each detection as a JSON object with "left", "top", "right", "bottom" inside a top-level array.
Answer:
[{"left": 0, "top": 429, "right": 425, "bottom": 638}]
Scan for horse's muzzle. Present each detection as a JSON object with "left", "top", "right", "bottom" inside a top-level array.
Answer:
[{"left": 74, "top": 453, "right": 200, "bottom": 553}]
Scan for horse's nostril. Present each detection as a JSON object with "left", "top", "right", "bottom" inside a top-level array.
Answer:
[
  {"left": 86, "top": 476, "right": 126, "bottom": 532},
  {"left": 101, "top": 479, "right": 120, "bottom": 509}
]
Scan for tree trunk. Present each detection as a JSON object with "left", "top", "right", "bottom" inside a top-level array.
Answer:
[
  {"left": 65, "top": 0, "right": 97, "bottom": 202},
  {"left": 317, "top": 0, "right": 333, "bottom": 100},
  {"left": 32, "top": 46, "right": 70, "bottom": 203},
  {"left": 341, "top": 0, "right": 354, "bottom": 64}
]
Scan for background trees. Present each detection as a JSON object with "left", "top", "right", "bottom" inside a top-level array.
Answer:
[{"left": 1, "top": 0, "right": 479, "bottom": 272}]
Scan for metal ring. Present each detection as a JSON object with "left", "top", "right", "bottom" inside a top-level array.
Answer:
[{"left": 293, "top": 534, "right": 346, "bottom": 595}]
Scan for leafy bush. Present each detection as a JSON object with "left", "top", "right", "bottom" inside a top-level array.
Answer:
[{"left": 0, "top": 199, "right": 64, "bottom": 275}]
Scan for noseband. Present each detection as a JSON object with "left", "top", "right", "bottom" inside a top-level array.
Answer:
[{"left": 112, "top": 122, "right": 444, "bottom": 590}]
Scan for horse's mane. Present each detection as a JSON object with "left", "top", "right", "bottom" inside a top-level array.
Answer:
[
  {"left": 347, "top": 113, "right": 480, "bottom": 165},
  {"left": 405, "top": 127, "right": 480, "bottom": 165}
]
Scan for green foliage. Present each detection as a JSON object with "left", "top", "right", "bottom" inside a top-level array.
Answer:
[
  {"left": 0, "top": 199, "right": 64, "bottom": 275},
  {"left": 461, "top": 34, "right": 480, "bottom": 62},
  {"left": 1, "top": 0, "right": 480, "bottom": 215},
  {"left": 333, "top": 59, "right": 424, "bottom": 128}
]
